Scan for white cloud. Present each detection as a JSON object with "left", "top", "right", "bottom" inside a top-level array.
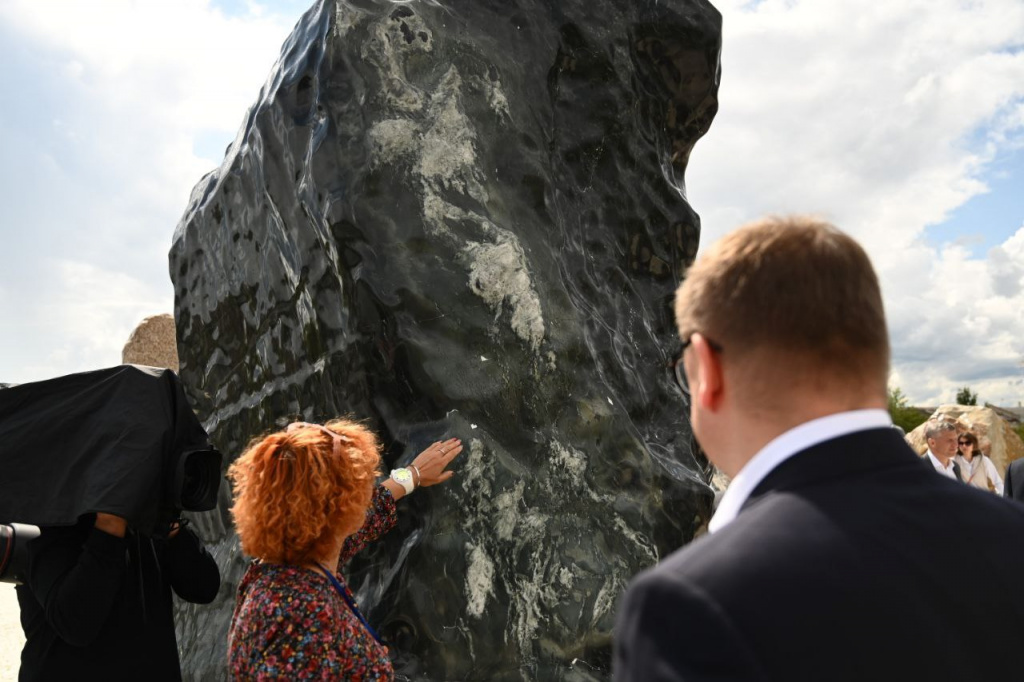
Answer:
[
  {"left": 1, "top": 260, "right": 172, "bottom": 384},
  {"left": 689, "top": 0, "right": 1024, "bottom": 406},
  {"left": 0, "top": 0, "right": 297, "bottom": 210},
  {"left": 0, "top": 0, "right": 302, "bottom": 383}
]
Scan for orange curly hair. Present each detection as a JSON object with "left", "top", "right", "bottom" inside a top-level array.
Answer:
[{"left": 228, "top": 418, "right": 381, "bottom": 565}]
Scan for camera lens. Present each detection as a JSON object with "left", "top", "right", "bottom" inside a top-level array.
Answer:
[{"left": 176, "top": 449, "right": 222, "bottom": 512}]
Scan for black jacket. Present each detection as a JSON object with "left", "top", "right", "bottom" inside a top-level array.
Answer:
[
  {"left": 16, "top": 517, "right": 220, "bottom": 682},
  {"left": 614, "top": 428, "right": 1024, "bottom": 681},
  {"left": 1005, "top": 458, "right": 1024, "bottom": 502}
]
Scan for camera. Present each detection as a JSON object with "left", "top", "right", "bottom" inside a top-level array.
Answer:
[
  {"left": 0, "top": 445, "right": 221, "bottom": 585},
  {"left": 0, "top": 365, "right": 224, "bottom": 584},
  {"left": 170, "top": 447, "right": 223, "bottom": 513}
]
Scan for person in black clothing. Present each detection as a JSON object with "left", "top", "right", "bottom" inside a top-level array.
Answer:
[
  {"left": 1006, "top": 457, "right": 1024, "bottom": 502},
  {"left": 16, "top": 511, "right": 219, "bottom": 682}
]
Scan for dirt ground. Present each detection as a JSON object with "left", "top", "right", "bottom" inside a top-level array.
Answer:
[{"left": 0, "top": 584, "right": 24, "bottom": 681}]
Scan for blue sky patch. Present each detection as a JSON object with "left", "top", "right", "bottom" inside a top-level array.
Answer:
[{"left": 925, "top": 146, "right": 1024, "bottom": 256}]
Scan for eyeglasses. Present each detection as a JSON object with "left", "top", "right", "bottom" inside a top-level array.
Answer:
[
  {"left": 671, "top": 334, "right": 724, "bottom": 402},
  {"left": 958, "top": 440, "right": 971, "bottom": 446}
]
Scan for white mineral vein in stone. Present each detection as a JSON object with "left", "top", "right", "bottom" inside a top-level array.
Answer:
[
  {"left": 461, "top": 439, "right": 492, "bottom": 498},
  {"left": 550, "top": 441, "right": 588, "bottom": 479},
  {"left": 418, "top": 69, "right": 478, "bottom": 193},
  {"left": 495, "top": 481, "right": 524, "bottom": 541},
  {"left": 520, "top": 510, "right": 547, "bottom": 541},
  {"left": 333, "top": 3, "right": 362, "bottom": 37},
  {"left": 361, "top": 11, "right": 432, "bottom": 113},
  {"left": 465, "top": 543, "right": 495, "bottom": 618},
  {"left": 488, "top": 79, "right": 511, "bottom": 118},
  {"left": 364, "top": 50, "right": 546, "bottom": 353},
  {"left": 470, "top": 73, "right": 512, "bottom": 120},
  {"left": 591, "top": 577, "right": 618, "bottom": 623},
  {"left": 456, "top": 435, "right": 652, "bottom": 659},
  {"left": 463, "top": 236, "right": 545, "bottom": 351},
  {"left": 418, "top": 193, "right": 456, "bottom": 239},
  {"left": 512, "top": 563, "right": 545, "bottom": 653},
  {"left": 613, "top": 516, "right": 659, "bottom": 564},
  {"left": 367, "top": 119, "right": 419, "bottom": 165}
]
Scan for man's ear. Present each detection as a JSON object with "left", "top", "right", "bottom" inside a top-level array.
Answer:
[{"left": 690, "top": 333, "right": 724, "bottom": 411}]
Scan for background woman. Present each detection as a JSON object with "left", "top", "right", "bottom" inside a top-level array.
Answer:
[
  {"left": 226, "top": 419, "right": 462, "bottom": 680},
  {"left": 955, "top": 431, "right": 1004, "bottom": 494}
]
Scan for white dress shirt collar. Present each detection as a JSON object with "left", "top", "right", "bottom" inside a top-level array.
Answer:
[
  {"left": 927, "top": 450, "right": 957, "bottom": 478},
  {"left": 708, "top": 409, "right": 893, "bottom": 534}
]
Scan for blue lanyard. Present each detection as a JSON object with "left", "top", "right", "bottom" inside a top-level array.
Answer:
[{"left": 314, "top": 562, "right": 383, "bottom": 644}]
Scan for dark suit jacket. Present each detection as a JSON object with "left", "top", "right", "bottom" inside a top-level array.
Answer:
[
  {"left": 1005, "top": 458, "right": 1024, "bottom": 502},
  {"left": 614, "top": 428, "right": 1024, "bottom": 681}
]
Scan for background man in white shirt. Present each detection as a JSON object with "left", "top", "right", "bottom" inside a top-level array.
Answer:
[
  {"left": 614, "top": 215, "right": 1024, "bottom": 682},
  {"left": 924, "top": 420, "right": 962, "bottom": 480}
]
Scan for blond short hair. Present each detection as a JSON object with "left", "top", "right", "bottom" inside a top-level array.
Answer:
[{"left": 674, "top": 215, "right": 889, "bottom": 399}]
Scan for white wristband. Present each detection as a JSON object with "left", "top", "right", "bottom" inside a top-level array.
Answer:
[{"left": 390, "top": 468, "right": 415, "bottom": 495}]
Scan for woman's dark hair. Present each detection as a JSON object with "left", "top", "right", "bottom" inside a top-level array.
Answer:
[{"left": 958, "top": 431, "right": 980, "bottom": 455}]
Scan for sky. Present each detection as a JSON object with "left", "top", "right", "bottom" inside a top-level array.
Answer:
[{"left": 0, "top": 0, "right": 1022, "bottom": 407}]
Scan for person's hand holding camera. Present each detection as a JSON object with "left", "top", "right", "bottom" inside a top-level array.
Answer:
[{"left": 94, "top": 513, "right": 127, "bottom": 538}]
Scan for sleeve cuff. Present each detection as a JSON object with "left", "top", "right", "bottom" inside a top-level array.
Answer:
[{"left": 379, "top": 484, "right": 397, "bottom": 514}]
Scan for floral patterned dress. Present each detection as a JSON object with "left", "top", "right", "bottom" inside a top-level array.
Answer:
[{"left": 228, "top": 486, "right": 398, "bottom": 680}]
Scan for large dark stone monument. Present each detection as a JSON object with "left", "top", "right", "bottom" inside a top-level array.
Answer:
[{"left": 169, "top": 0, "right": 721, "bottom": 679}]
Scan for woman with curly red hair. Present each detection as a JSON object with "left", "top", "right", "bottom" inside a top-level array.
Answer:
[{"left": 226, "top": 418, "right": 462, "bottom": 680}]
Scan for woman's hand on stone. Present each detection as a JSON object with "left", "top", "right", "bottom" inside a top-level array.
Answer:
[{"left": 411, "top": 437, "right": 463, "bottom": 487}]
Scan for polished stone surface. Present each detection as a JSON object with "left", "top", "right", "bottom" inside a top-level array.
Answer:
[{"left": 170, "top": 0, "right": 721, "bottom": 679}]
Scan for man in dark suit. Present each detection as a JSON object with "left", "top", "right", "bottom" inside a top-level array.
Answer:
[
  {"left": 614, "top": 216, "right": 1024, "bottom": 681},
  {"left": 922, "top": 420, "right": 963, "bottom": 481},
  {"left": 1005, "top": 457, "right": 1024, "bottom": 502}
]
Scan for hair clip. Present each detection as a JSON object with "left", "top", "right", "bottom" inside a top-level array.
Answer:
[{"left": 285, "top": 421, "right": 345, "bottom": 458}]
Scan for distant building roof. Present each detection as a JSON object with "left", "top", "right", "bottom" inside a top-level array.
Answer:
[
  {"left": 913, "top": 404, "right": 1022, "bottom": 425},
  {"left": 985, "top": 404, "right": 1023, "bottom": 425}
]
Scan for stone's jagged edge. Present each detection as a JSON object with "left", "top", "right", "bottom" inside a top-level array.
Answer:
[{"left": 169, "top": 1, "right": 722, "bottom": 679}]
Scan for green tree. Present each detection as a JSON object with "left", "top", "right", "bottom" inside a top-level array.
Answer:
[
  {"left": 955, "top": 386, "right": 978, "bottom": 406},
  {"left": 888, "top": 386, "right": 909, "bottom": 413},
  {"left": 888, "top": 385, "right": 929, "bottom": 434}
]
